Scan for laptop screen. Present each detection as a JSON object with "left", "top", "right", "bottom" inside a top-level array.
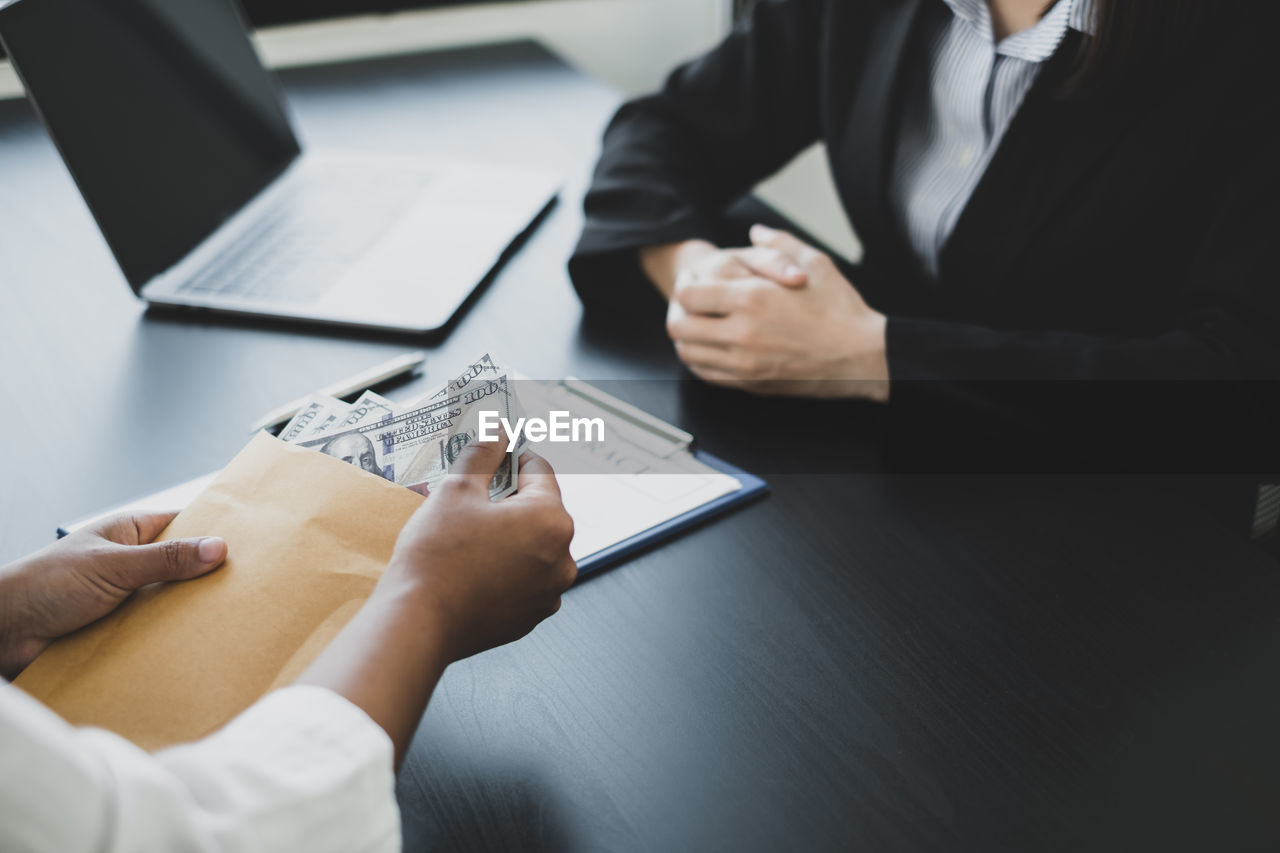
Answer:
[{"left": 0, "top": 0, "right": 300, "bottom": 290}]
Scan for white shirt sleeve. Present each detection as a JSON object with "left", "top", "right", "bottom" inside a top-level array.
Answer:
[{"left": 0, "top": 683, "right": 400, "bottom": 853}]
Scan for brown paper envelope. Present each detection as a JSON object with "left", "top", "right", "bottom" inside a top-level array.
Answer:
[{"left": 14, "top": 432, "right": 423, "bottom": 751}]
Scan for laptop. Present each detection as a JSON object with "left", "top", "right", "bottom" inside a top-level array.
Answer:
[{"left": 0, "top": 0, "right": 559, "bottom": 333}]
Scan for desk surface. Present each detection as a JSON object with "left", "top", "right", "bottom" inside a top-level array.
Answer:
[{"left": 3, "top": 42, "right": 1280, "bottom": 852}]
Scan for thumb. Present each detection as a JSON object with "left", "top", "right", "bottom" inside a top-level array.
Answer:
[
  {"left": 735, "top": 246, "right": 808, "bottom": 288},
  {"left": 117, "top": 537, "right": 228, "bottom": 587},
  {"left": 749, "top": 224, "right": 825, "bottom": 275}
]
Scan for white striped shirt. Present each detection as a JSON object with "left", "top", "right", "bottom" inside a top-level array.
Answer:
[{"left": 890, "top": 0, "right": 1097, "bottom": 278}]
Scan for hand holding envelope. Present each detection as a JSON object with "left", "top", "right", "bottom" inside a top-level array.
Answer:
[{"left": 13, "top": 431, "right": 576, "bottom": 753}]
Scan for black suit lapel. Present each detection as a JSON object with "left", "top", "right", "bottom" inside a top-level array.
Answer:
[
  {"left": 838, "top": 0, "right": 924, "bottom": 261},
  {"left": 939, "top": 32, "right": 1139, "bottom": 302}
]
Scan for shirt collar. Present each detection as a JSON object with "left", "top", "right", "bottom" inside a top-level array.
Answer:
[{"left": 940, "top": 0, "right": 1097, "bottom": 62}]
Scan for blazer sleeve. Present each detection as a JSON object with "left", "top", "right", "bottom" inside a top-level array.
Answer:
[
  {"left": 569, "top": 0, "right": 827, "bottom": 317},
  {"left": 884, "top": 92, "right": 1280, "bottom": 475}
]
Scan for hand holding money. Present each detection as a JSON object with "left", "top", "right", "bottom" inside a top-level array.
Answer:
[
  {"left": 276, "top": 353, "right": 526, "bottom": 500},
  {"left": 296, "top": 428, "right": 575, "bottom": 767},
  {"left": 381, "top": 438, "right": 576, "bottom": 660}
]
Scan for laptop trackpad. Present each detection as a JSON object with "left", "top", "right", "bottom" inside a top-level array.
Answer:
[{"left": 317, "top": 170, "right": 547, "bottom": 328}]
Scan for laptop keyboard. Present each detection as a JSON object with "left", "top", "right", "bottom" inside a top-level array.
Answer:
[{"left": 177, "top": 160, "right": 432, "bottom": 303}]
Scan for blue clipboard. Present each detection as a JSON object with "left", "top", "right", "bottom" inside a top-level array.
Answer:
[{"left": 574, "top": 449, "right": 769, "bottom": 577}]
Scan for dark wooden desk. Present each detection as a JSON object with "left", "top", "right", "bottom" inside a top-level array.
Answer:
[{"left": 2, "top": 42, "right": 1279, "bottom": 852}]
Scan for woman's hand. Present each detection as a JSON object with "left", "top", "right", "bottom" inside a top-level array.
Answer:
[
  {"left": 660, "top": 225, "right": 890, "bottom": 401},
  {"left": 639, "top": 238, "right": 808, "bottom": 299},
  {"left": 0, "top": 513, "right": 227, "bottom": 679}
]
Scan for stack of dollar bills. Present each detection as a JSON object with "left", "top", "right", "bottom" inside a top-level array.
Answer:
[{"left": 277, "top": 353, "right": 525, "bottom": 500}]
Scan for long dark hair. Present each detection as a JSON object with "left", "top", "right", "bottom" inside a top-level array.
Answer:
[{"left": 1065, "top": 0, "right": 1213, "bottom": 92}]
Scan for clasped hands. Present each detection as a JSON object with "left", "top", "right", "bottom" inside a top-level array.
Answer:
[{"left": 651, "top": 224, "right": 889, "bottom": 401}]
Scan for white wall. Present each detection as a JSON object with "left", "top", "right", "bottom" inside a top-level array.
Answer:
[{"left": 250, "top": 0, "right": 732, "bottom": 95}]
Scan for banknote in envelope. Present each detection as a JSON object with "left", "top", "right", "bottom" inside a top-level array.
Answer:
[{"left": 282, "top": 352, "right": 525, "bottom": 499}]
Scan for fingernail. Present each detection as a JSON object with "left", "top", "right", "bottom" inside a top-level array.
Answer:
[
  {"left": 785, "top": 265, "right": 805, "bottom": 279},
  {"left": 750, "top": 223, "right": 774, "bottom": 239},
  {"left": 198, "top": 537, "right": 225, "bottom": 563}
]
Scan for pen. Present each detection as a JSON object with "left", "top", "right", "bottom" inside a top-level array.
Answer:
[{"left": 249, "top": 351, "right": 427, "bottom": 434}]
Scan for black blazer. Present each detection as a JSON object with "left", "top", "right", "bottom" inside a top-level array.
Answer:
[{"left": 569, "top": 0, "right": 1280, "bottom": 479}]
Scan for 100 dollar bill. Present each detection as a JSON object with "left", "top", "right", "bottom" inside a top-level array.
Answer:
[
  {"left": 279, "top": 396, "right": 349, "bottom": 443},
  {"left": 294, "top": 373, "right": 521, "bottom": 500}
]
